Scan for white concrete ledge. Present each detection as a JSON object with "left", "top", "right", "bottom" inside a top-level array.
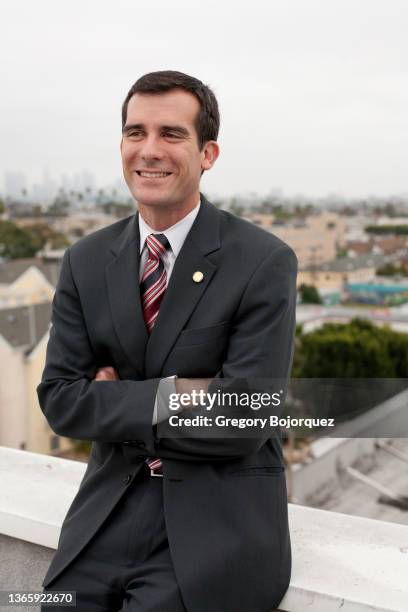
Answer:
[
  {"left": 0, "top": 447, "right": 86, "bottom": 549},
  {"left": 284, "top": 505, "right": 408, "bottom": 612},
  {"left": 1, "top": 447, "right": 407, "bottom": 611}
]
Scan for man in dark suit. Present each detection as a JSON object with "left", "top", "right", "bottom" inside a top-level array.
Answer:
[{"left": 38, "top": 70, "right": 298, "bottom": 612}]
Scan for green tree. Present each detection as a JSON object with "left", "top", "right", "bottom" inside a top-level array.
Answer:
[
  {"left": 365, "top": 224, "right": 408, "bottom": 235},
  {"left": 272, "top": 206, "right": 292, "bottom": 222},
  {"left": 100, "top": 201, "right": 134, "bottom": 218},
  {"left": 377, "top": 263, "right": 406, "bottom": 276},
  {"left": 23, "top": 223, "right": 54, "bottom": 251},
  {"left": 50, "top": 232, "right": 70, "bottom": 249},
  {"left": 299, "top": 283, "right": 322, "bottom": 304},
  {"left": 48, "top": 191, "right": 70, "bottom": 217},
  {"left": 291, "top": 318, "right": 408, "bottom": 420},
  {"left": 0, "top": 220, "right": 38, "bottom": 258},
  {"left": 336, "top": 248, "right": 348, "bottom": 259},
  {"left": 293, "top": 318, "right": 404, "bottom": 378},
  {"left": 23, "top": 223, "right": 70, "bottom": 251}
]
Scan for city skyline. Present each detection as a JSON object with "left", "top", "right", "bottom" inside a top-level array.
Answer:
[
  {"left": 1, "top": 0, "right": 407, "bottom": 199},
  {"left": 3, "top": 168, "right": 408, "bottom": 206}
]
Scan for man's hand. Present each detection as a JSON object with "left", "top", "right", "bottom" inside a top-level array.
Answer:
[
  {"left": 175, "top": 378, "right": 211, "bottom": 396},
  {"left": 94, "top": 366, "right": 120, "bottom": 381}
]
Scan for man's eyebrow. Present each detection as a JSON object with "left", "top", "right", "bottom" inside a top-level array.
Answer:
[
  {"left": 161, "top": 125, "right": 190, "bottom": 136},
  {"left": 122, "top": 123, "right": 144, "bottom": 134},
  {"left": 122, "top": 123, "right": 190, "bottom": 136}
]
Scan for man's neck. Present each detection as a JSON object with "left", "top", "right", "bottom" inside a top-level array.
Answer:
[{"left": 138, "top": 194, "right": 200, "bottom": 231}]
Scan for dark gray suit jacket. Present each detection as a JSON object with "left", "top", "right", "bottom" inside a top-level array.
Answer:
[{"left": 37, "top": 195, "right": 298, "bottom": 612}]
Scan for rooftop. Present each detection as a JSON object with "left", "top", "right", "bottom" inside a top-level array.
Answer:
[
  {"left": 319, "top": 438, "right": 408, "bottom": 525},
  {"left": 0, "top": 257, "right": 62, "bottom": 287},
  {"left": 303, "top": 253, "right": 388, "bottom": 273},
  {"left": 0, "top": 302, "right": 51, "bottom": 349}
]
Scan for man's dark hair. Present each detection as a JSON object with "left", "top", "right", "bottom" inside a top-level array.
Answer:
[{"left": 122, "top": 70, "right": 220, "bottom": 150}]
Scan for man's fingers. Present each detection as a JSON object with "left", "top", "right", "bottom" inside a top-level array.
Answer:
[{"left": 94, "top": 366, "right": 119, "bottom": 381}]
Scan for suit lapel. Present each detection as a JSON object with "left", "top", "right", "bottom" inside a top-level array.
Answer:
[
  {"left": 145, "top": 196, "right": 221, "bottom": 377},
  {"left": 105, "top": 213, "right": 148, "bottom": 378}
]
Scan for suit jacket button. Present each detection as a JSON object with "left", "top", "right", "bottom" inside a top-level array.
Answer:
[{"left": 124, "top": 474, "right": 132, "bottom": 484}]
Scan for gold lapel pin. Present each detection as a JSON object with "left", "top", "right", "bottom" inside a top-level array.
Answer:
[{"left": 192, "top": 271, "right": 204, "bottom": 283}]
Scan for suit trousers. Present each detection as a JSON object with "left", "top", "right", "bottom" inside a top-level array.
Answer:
[{"left": 41, "top": 463, "right": 187, "bottom": 612}]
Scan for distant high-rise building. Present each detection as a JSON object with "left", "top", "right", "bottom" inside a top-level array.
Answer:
[
  {"left": 4, "top": 172, "right": 27, "bottom": 199},
  {"left": 80, "top": 170, "right": 95, "bottom": 194},
  {"left": 60, "top": 170, "right": 96, "bottom": 201}
]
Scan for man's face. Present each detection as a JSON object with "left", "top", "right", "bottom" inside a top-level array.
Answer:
[{"left": 121, "top": 89, "right": 212, "bottom": 210}]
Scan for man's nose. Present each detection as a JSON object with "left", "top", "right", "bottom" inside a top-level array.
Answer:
[{"left": 139, "top": 135, "right": 164, "bottom": 161}]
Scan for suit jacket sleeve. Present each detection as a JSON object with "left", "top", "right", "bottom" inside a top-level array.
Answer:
[
  {"left": 155, "top": 243, "right": 298, "bottom": 461},
  {"left": 37, "top": 247, "right": 160, "bottom": 455}
]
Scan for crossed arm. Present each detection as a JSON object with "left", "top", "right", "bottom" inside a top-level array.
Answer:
[{"left": 37, "top": 244, "right": 297, "bottom": 461}]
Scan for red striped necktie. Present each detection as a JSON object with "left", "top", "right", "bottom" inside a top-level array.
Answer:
[
  {"left": 140, "top": 233, "right": 170, "bottom": 475},
  {"left": 140, "top": 233, "right": 170, "bottom": 333}
]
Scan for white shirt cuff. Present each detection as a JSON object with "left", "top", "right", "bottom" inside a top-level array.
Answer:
[{"left": 152, "top": 375, "right": 178, "bottom": 425}]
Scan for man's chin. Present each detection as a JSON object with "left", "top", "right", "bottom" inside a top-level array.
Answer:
[
  {"left": 128, "top": 185, "right": 170, "bottom": 206},
  {"left": 133, "top": 190, "right": 174, "bottom": 209}
]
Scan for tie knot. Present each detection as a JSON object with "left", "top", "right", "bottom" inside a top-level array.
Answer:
[{"left": 145, "top": 233, "right": 170, "bottom": 259}]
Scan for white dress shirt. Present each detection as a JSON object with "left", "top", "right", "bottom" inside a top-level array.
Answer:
[
  {"left": 138, "top": 199, "right": 201, "bottom": 280},
  {"left": 138, "top": 199, "right": 201, "bottom": 424}
]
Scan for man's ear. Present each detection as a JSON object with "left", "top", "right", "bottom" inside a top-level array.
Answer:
[{"left": 201, "top": 141, "right": 220, "bottom": 172}]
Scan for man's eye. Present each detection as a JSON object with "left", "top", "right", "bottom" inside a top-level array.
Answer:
[
  {"left": 164, "top": 132, "right": 182, "bottom": 139},
  {"left": 127, "top": 131, "right": 143, "bottom": 139}
]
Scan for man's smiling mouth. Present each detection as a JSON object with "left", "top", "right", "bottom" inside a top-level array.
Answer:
[{"left": 136, "top": 171, "right": 172, "bottom": 178}]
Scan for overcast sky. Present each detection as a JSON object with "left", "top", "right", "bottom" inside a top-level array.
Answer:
[{"left": 1, "top": 0, "right": 407, "bottom": 199}]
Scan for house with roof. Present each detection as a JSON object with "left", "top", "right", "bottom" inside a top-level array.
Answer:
[
  {"left": 0, "top": 256, "right": 61, "bottom": 309},
  {"left": 0, "top": 302, "right": 73, "bottom": 456},
  {"left": 297, "top": 254, "right": 395, "bottom": 304}
]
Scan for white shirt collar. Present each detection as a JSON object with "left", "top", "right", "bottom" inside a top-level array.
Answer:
[{"left": 138, "top": 199, "right": 201, "bottom": 257}]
